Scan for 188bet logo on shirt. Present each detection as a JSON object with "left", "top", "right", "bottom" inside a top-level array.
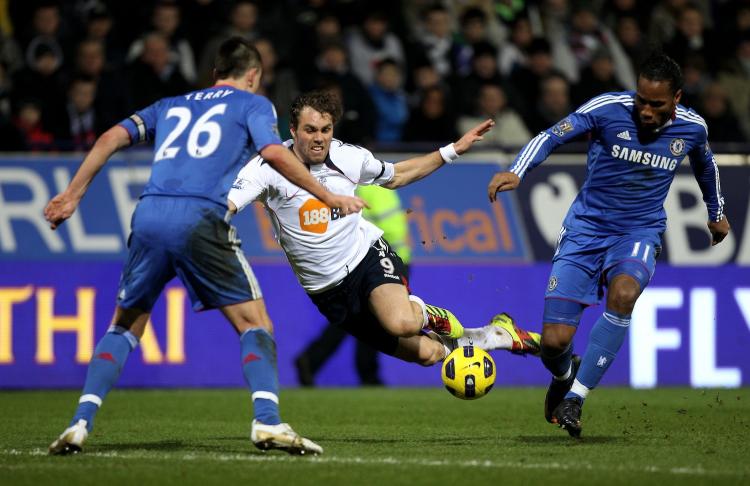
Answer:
[{"left": 298, "top": 199, "right": 342, "bottom": 233}]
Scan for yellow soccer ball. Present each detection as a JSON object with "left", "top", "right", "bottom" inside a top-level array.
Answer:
[{"left": 441, "top": 346, "right": 496, "bottom": 400}]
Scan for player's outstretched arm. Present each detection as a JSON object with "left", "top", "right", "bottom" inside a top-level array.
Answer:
[
  {"left": 487, "top": 171, "right": 521, "bottom": 202},
  {"left": 260, "top": 144, "right": 366, "bottom": 215},
  {"left": 44, "top": 125, "right": 131, "bottom": 230},
  {"left": 382, "top": 119, "right": 494, "bottom": 189}
]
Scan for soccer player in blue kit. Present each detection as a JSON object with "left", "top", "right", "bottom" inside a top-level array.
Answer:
[
  {"left": 44, "top": 37, "right": 364, "bottom": 455},
  {"left": 487, "top": 53, "right": 731, "bottom": 437}
]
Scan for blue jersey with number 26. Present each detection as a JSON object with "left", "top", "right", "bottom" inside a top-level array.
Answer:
[{"left": 118, "top": 85, "right": 281, "bottom": 208}]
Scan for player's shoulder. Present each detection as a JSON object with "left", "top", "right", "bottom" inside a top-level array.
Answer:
[
  {"left": 674, "top": 104, "right": 708, "bottom": 135},
  {"left": 329, "top": 139, "right": 373, "bottom": 159},
  {"left": 575, "top": 91, "right": 634, "bottom": 115}
]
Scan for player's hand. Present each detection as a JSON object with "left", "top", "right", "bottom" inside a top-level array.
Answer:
[
  {"left": 707, "top": 216, "right": 730, "bottom": 246},
  {"left": 44, "top": 192, "right": 80, "bottom": 230},
  {"left": 454, "top": 119, "right": 495, "bottom": 155},
  {"left": 326, "top": 194, "right": 368, "bottom": 216},
  {"left": 487, "top": 171, "right": 520, "bottom": 202}
]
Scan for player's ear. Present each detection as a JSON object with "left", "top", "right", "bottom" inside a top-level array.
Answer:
[{"left": 673, "top": 88, "right": 682, "bottom": 105}]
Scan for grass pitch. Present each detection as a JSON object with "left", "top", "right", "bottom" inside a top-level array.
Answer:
[{"left": 1, "top": 387, "right": 748, "bottom": 485}]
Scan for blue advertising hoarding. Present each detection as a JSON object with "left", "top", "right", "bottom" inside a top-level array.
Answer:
[{"left": 1, "top": 156, "right": 748, "bottom": 388}]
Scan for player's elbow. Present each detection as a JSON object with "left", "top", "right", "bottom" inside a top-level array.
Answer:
[{"left": 259, "top": 143, "right": 287, "bottom": 164}]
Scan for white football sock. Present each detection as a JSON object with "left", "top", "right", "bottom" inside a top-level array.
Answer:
[{"left": 456, "top": 325, "right": 513, "bottom": 351}]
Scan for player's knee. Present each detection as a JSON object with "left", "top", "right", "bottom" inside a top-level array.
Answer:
[
  {"left": 607, "top": 277, "right": 641, "bottom": 313},
  {"left": 541, "top": 326, "right": 573, "bottom": 354},
  {"left": 383, "top": 313, "right": 421, "bottom": 337}
]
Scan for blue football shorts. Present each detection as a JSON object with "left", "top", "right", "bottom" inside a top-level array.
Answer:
[
  {"left": 545, "top": 227, "right": 662, "bottom": 306},
  {"left": 117, "top": 196, "right": 262, "bottom": 312}
]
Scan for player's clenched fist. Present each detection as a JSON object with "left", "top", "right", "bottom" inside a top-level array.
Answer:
[
  {"left": 707, "top": 216, "right": 730, "bottom": 246},
  {"left": 487, "top": 171, "right": 520, "bottom": 202}
]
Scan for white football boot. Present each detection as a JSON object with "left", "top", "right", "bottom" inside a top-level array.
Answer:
[
  {"left": 251, "top": 420, "right": 323, "bottom": 455},
  {"left": 48, "top": 419, "right": 88, "bottom": 455}
]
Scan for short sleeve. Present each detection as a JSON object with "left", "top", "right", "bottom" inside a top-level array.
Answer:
[
  {"left": 228, "top": 156, "right": 272, "bottom": 211},
  {"left": 246, "top": 95, "right": 283, "bottom": 153},
  {"left": 358, "top": 147, "right": 395, "bottom": 185},
  {"left": 118, "top": 100, "right": 162, "bottom": 144}
]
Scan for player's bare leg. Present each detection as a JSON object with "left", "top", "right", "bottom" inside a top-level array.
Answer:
[
  {"left": 554, "top": 274, "right": 642, "bottom": 437},
  {"left": 541, "top": 322, "right": 579, "bottom": 425},
  {"left": 49, "top": 306, "right": 149, "bottom": 455},
  {"left": 221, "top": 299, "right": 322, "bottom": 455},
  {"left": 368, "top": 284, "right": 464, "bottom": 338}
]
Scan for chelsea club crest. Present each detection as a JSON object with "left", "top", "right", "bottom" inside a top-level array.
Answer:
[{"left": 669, "top": 138, "right": 685, "bottom": 156}]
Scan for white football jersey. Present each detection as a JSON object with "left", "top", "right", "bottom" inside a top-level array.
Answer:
[{"left": 228, "top": 139, "right": 396, "bottom": 293}]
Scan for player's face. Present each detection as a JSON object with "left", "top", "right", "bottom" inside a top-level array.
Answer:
[
  {"left": 291, "top": 107, "right": 334, "bottom": 165},
  {"left": 634, "top": 77, "right": 681, "bottom": 131}
]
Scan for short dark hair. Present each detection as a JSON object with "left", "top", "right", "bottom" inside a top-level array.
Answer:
[
  {"left": 638, "top": 52, "right": 683, "bottom": 94},
  {"left": 290, "top": 91, "right": 342, "bottom": 129},
  {"left": 214, "top": 36, "right": 261, "bottom": 80}
]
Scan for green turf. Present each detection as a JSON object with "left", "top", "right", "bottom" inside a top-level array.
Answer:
[{"left": 1, "top": 387, "right": 749, "bottom": 485}]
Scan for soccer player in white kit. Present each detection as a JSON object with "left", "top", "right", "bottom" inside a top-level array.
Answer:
[{"left": 229, "top": 91, "right": 542, "bottom": 370}]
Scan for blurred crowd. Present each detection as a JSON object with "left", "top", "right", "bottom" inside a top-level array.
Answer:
[{"left": 1, "top": 0, "right": 750, "bottom": 152}]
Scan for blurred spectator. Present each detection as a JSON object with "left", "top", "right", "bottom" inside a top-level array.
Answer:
[
  {"left": 664, "top": 4, "right": 719, "bottom": 72},
  {"left": 80, "top": 4, "right": 124, "bottom": 67},
  {"left": 526, "top": 73, "right": 571, "bottom": 134},
  {"left": 313, "top": 43, "right": 375, "bottom": 144},
  {"left": 369, "top": 59, "right": 408, "bottom": 143},
  {"left": 21, "top": 3, "right": 67, "bottom": 71},
  {"left": 509, "top": 38, "right": 566, "bottom": 118},
  {"left": 679, "top": 55, "right": 711, "bottom": 109},
  {"left": 254, "top": 37, "right": 299, "bottom": 137},
  {"left": 407, "top": 61, "right": 447, "bottom": 108},
  {"left": 403, "top": 85, "right": 457, "bottom": 143},
  {"left": 573, "top": 49, "right": 626, "bottom": 106},
  {"left": 411, "top": 4, "right": 455, "bottom": 77},
  {"left": 457, "top": 83, "right": 531, "bottom": 147},
  {"left": 562, "top": 5, "right": 636, "bottom": 89},
  {"left": 12, "top": 41, "right": 66, "bottom": 131},
  {"left": 614, "top": 15, "right": 649, "bottom": 72},
  {"left": 55, "top": 75, "right": 100, "bottom": 151},
  {"left": 127, "top": 1, "right": 197, "bottom": 85},
  {"left": 13, "top": 99, "right": 54, "bottom": 151},
  {"left": 72, "top": 39, "right": 131, "bottom": 129},
  {"left": 699, "top": 83, "right": 746, "bottom": 142},
  {"left": 294, "top": 13, "right": 343, "bottom": 84},
  {"left": 453, "top": 41, "right": 522, "bottom": 116},
  {"left": 648, "top": 0, "right": 712, "bottom": 47},
  {"left": 127, "top": 33, "right": 188, "bottom": 109},
  {"left": 498, "top": 16, "right": 534, "bottom": 77},
  {"left": 348, "top": 11, "right": 405, "bottom": 86},
  {"left": 601, "top": 0, "right": 653, "bottom": 31},
  {"left": 0, "top": 61, "right": 11, "bottom": 118},
  {"left": 453, "top": 7, "right": 492, "bottom": 77},
  {"left": 0, "top": 31, "right": 23, "bottom": 74},
  {"left": 198, "top": 0, "right": 260, "bottom": 86},
  {"left": 718, "top": 35, "right": 750, "bottom": 139}
]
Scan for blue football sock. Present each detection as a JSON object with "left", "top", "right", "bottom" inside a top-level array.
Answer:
[
  {"left": 541, "top": 344, "right": 573, "bottom": 380},
  {"left": 566, "top": 311, "right": 630, "bottom": 402},
  {"left": 72, "top": 326, "right": 138, "bottom": 432},
  {"left": 240, "top": 328, "right": 282, "bottom": 425}
]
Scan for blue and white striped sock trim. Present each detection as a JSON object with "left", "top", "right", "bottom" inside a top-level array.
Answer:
[
  {"left": 79, "top": 394, "right": 103, "bottom": 407},
  {"left": 107, "top": 325, "right": 139, "bottom": 350},
  {"left": 251, "top": 391, "right": 279, "bottom": 404},
  {"left": 603, "top": 312, "right": 631, "bottom": 327}
]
